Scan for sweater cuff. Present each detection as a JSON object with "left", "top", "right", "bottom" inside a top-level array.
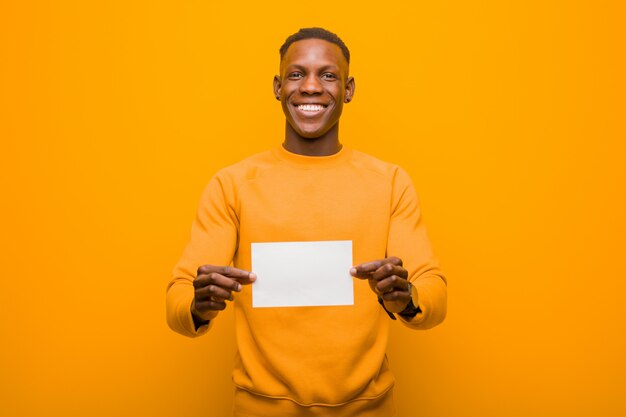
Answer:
[
  {"left": 167, "top": 285, "right": 213, "bottom": 337},
  {"left": 186, "top": 297, "right": 213, "bottom": 336},
  {"left": 398, "top": 275, "right": 447, "bottom": 329}
]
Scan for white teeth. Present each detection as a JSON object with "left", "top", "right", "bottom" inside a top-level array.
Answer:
[{"left": 297, "top": 104, "right": 324, "bottom": 112}]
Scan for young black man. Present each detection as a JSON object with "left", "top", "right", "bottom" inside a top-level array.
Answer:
[{"left": 166, "top": 27, "right": 447, "bottom": 417}]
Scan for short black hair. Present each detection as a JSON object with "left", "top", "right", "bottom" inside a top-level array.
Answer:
[{"left": 279, "top": 27, "right": 350, "bottom": 64}]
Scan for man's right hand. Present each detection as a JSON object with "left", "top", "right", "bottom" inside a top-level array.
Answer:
[{"left": 191, "top": 265, "right": 257, "bottom": 323}]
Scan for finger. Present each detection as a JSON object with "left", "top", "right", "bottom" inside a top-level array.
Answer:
[
  {"left": 195, "top": 284, "right": 234, "bottom": 302},
  {"left": 234, "top": 271, "right": 257, "bottom": 286},
  {"left": 371, "top": 263, "right": 408, "bottom": 281},
  {"left": 350, "top": 257, "right": 403, "bottom": 279},
  {"left": 194, "top": 299, "right": 227, "bottom": 312},
  {"left": 382, "top": 290, "right": 411, "bottom": 302},
  {"left": 376, "top": 276, "right": 409, "bottom": 294},
  {"left": 194, "top": 273, "right": 243, "bottom": 292},
  {"left": 350, "top": 261, "right": 383, "bottom": 279},
  {"left": 197, "top": 265, "right": 257, "bottom": 284}
]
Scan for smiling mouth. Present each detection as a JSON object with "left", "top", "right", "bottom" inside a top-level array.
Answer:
[{"left": 295, "top": 104, "right": 327, "bottom": 113}]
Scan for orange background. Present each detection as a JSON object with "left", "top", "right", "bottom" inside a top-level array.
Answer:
[{"left": 1, "top": 1, "right": 625, "bottom": 416}]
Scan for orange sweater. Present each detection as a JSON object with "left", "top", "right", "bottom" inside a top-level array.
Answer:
[{"left": 166, "top": 146, "right": 447, "bottom": 416}]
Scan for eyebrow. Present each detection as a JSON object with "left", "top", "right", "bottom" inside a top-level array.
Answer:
[{"left": 285, "top": 64, "right": 341, "bottom": 73}]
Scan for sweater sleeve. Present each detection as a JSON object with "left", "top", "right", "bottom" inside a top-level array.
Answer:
[
  {"left": 386, "top": 167, "right": 447, "bottom": 330},
  {"left": 166, "top": 172, "right": 239, "bottom": 338}
]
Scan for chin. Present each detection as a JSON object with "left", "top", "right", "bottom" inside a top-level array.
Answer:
[
  {"left": 289, "top": 124, "right": 326, "bottom": 139},
  {"left": 294, "top": 122, "right": 338, "bottom": 140},
  {"left": 299, "top": 130, "right": 326, "bottom": 139}
]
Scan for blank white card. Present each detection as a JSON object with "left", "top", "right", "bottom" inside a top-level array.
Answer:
[{"left": 251, "top": 240, "right": 354, "bottom": 308}]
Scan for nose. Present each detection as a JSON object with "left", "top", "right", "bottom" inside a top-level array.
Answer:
[{"left": 299, "top": 74, "right": 322, "bottom": 95}]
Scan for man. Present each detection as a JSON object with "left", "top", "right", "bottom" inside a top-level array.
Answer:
[{"left": 167, "top": 27, "right": 447, "bottom": 416}]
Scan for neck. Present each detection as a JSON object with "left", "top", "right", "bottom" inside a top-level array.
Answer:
[{"left": 283, "top": 123, "right": 342, "bottom": 156}]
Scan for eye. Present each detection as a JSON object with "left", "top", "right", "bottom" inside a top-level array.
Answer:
[
  {"left": 322, "top": 73, "right": 337, "bottom": 80},
  {"left": 288, "top": 72, "right": 303, "bottom": 80}
]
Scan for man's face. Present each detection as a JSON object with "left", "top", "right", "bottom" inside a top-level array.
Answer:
[{"left": 273, "top": 38, "right": 355, "bottom": 139}]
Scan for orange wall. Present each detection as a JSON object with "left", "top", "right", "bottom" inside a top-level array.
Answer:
[{"left": 1, "top": 1, "right": 624, "bottom": 416}]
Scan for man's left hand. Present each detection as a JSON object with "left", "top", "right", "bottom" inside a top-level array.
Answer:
[{"left": 350, "top": 257, "right": 413, "bottom": 313}]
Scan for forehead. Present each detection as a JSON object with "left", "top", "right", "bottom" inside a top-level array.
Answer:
[{"left": 280, "top": 38, "right": 348, "bottom": 72}]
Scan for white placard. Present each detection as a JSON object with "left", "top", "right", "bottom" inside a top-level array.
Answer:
[{"left": 251, "top": 240, "right": 354, "bottom": 308}]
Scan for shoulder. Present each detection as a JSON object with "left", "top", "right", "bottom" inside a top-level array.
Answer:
[
  {"left": 347, "top": 149, "right": 410, "bottom": 184},
  {"left": 213, "top": 150, "right": 280, "bottom": 184},
  {"left": 198, "top": 150, "right": 281, "bottom": 204}
]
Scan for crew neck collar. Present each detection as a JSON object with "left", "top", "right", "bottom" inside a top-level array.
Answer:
[{"left": 272, "top": 144, "right": 351, "bottom": 168}]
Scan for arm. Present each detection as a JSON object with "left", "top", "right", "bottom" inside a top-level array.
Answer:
[
  {"left": 166, "top": 173, "right": 241, "bottom": 338},
  {"left": 352, "top": 168, "right": 447, "bottom": 330},
  {"left": 387, "top": 167, "right": 447, "bottom": 329}
]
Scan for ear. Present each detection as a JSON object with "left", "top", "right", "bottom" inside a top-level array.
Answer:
[
  {"left": 273, "top": 75, "right": 282, "bottom": 100},
  {"left": 344, "top": 76, "right": 355, "bottom": 103}
]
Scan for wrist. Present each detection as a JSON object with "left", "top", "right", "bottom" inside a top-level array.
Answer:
[
  {"left": 398, "top": 298, "right": 421, "bottom": 318},
  {"left": 378, "top": 282, "right": 422, "bottom": 320},
  {"left": 398, "top": 282, "right": 421, "bottom": 318},
  {"left": 190, "top": 299, "right": 217, "bottom": 323}
]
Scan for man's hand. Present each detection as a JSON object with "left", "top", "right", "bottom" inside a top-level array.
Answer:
[
  {"left": 350, "top": 257, "right": 413, "bottom": 314},
  {"left": 191, "top": 265, "right": 257, "bottom": 322}
]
